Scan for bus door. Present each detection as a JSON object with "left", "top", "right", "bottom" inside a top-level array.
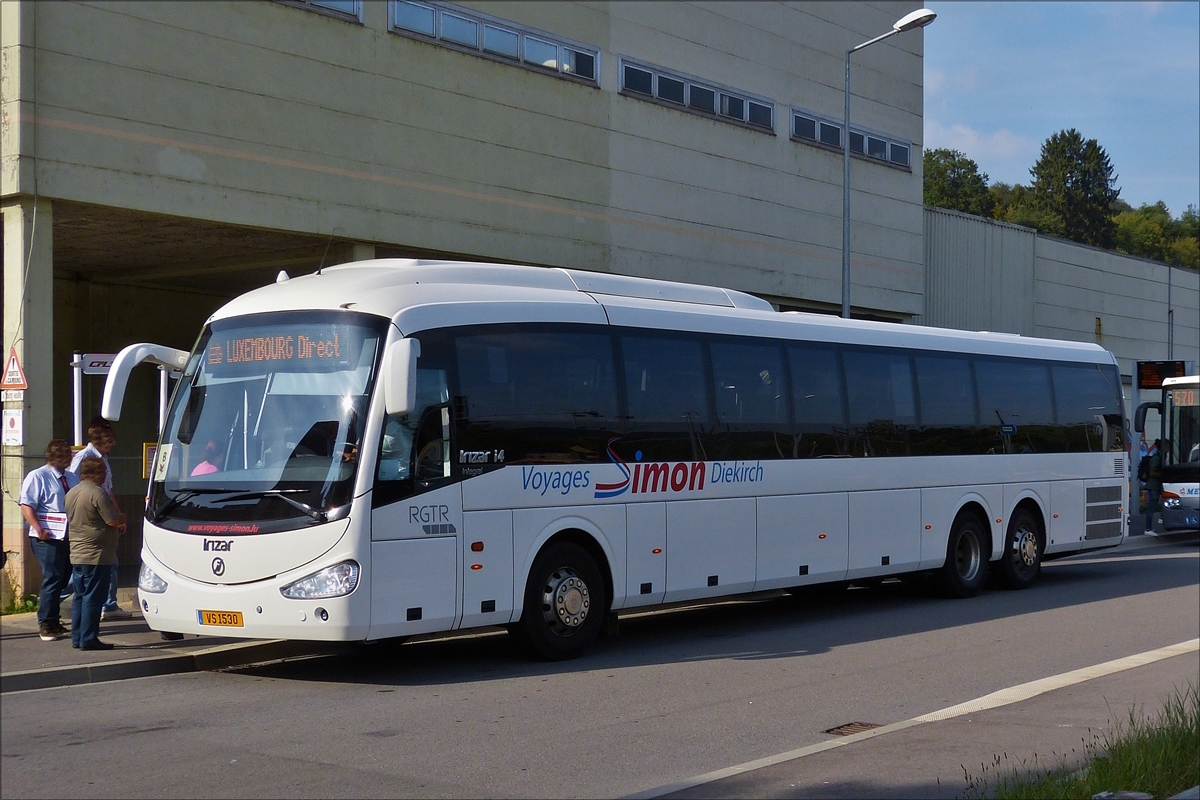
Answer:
[{"left": 369, "top": 367, "right": 462, "bottom": 639}]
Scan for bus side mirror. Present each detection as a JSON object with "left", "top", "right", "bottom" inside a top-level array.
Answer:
[
  {"left": 102, "top": 343, "right": 190, "bottom": 421},
  {"left": 1133, "top": 401, "right": 1161, "bottom": 434},
  {"left": 383, "top": 338, "right": 421, "bottom": 417}
]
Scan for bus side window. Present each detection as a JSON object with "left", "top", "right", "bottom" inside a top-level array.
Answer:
[{"left": 787, "top": 344, "right": 847, "bottom": 458}]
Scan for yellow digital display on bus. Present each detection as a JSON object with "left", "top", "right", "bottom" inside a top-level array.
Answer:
[{"left": 205, "top": 324, "right": 360, "bottom": 375}]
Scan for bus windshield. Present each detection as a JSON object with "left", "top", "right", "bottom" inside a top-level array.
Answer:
[
  {"left": 148, "top": 311, "right": 388, "bottom": 532},
  {"left": 1166, "top": 384, "right": 1200, "bottom": 467}
]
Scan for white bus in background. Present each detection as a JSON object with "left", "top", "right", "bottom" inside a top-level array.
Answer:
[
  {"left": 104, "top": 260, "right": 1128, "bottom": 660},
  {"left": 1136, "top": 375, "right": 1200, "bottom": 533}
]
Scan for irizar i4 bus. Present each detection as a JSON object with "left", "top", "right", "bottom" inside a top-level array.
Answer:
[
  {"left": 104, "top": 260, "right": 1129, "bottom": 659},
  {"left": 1135, "top": 374, "right": 1200, "bottom": 533}
]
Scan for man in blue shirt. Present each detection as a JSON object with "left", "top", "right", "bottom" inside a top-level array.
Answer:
[
  {"left": 68, "top": 418, "right": 130, "bottom": 620},
  {"left": 19, "top": 439, "right": 79, "bottom": 642}
]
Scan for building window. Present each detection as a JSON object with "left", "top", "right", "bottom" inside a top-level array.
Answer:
[
  {"left": 390, "top": 1, "right": 599, "bottom": 84},
  {"left": 278, "top": 0, "right": 363, "bottom": 23},
  {"left": 618, "top": 57, "right": 774, "bottom": 133},
  {"left": 792, "top": 107, "right": 912, "bottom": 170}
]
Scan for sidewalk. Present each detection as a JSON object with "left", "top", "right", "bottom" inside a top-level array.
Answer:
[{"left": 1, "top": 588, "right": 341, "bottom": 693}]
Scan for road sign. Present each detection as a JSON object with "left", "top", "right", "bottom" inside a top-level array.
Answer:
[{"left": 2, "top": 348, "right": 28, "bottom": 389}]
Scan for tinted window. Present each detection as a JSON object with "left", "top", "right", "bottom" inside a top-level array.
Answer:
[
  {"left": 565, "top": 49, "right": 595, "bottom": 79},
  {"left": 624, "top": 65, "right": 652, "bottom": 95},
  {"left": 456, "top": 327, "right": 618, "bottom": 464},
  {"left": 689, "top": 86, "right": 716, "bottom": 113},
  {"left": 889, "top": 143, "right": 910, "bottom": 166},
  {"left": 721, "top": 94, "right": 744, "bottom": 120},
  {"left": 748, "top": 101, "right": 773, "bottom": 129},
  {"left": 975, "top": 358, "right": 1056, "bottom": 453},
  {"left": 819, "top": 122, "right": 841, "bottom": 147},
  {"left": 867, "top": 136, "right": 887, "bottom": 159},
  {"left": 621, "top": 334, "right": 710, "bottom": 462},
  {"left": 658, "top": 75, "right": 685, "bottom": 104},
  {"left": 850, "top": 131, "right": 865, "bottom": 154},
  {"left": 913, "top": 355, "right": 979, "bottom": 455},
  {"left": 788, "top": 344, "right": 847, "bottom": 457},
  {"left": 795, "top": 115, "right": 817, "bottom": 140},
  {"left": 843, "top": 349, "right": 915, "bottom": 457},
  {"left": 1052, "top": 363, "right": 1124, "bottom": 452},
  {"left": 711, "top": 340, "right": 789, "bottom": 460}
]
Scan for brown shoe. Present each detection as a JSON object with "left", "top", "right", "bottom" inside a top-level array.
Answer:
[
  {"left": 48, "top": 621, "right": 70, "bottom": 636},
  {"left": 38, "top": 622, "right": 62, "bottom": 642}
]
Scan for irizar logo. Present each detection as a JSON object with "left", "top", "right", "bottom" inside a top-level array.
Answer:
[{"left": 203, "top": 538, "right": 232, "bottom": 551}]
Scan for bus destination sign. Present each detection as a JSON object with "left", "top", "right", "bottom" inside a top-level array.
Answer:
[{"left": 206, "top": 325, "right": 356, "bottom": 375}]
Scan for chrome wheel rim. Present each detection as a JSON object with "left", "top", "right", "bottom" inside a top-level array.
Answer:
[
  {"left": 541, "top": 567, "right": 590, "bottom": 635},
  {"left": 1012, "top": 525, "right": 1039, "bottom": 572},
  {"left": 956, "top": 530, "right": 982, "bottom": 582}
]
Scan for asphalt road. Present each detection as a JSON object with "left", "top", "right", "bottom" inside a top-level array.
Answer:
[{"left": 3, "top": 536, "right": 1197, "bottom": 799}]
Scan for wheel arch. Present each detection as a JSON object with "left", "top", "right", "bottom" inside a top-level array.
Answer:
[
  {"left": 513, "top": 521, "right": 615, "bottom": 622},
  {"left": 950, "top": 500, "right": 993, "bottom": 566},
  {"left": 994, "top": 495, "right": 1048, "bottom": 561}
]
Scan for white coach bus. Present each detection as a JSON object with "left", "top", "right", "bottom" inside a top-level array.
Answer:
[{"left": 104, "top": 260, "right": 1127, "bottom": 659}]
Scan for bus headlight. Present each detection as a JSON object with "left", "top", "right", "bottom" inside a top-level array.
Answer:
[
  {"left": 1162, "top": 496, "right": 1181, "bottom": 509},
  {"left": 280, "top": 561, "right": 359, "bottom": 599},
  {"left": 138, "top": 562, "right": 168, "bottom": 594}
]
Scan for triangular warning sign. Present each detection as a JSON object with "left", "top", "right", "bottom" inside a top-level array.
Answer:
[{"left": 2, "top": 348, "right": 28, "bottom": 389}]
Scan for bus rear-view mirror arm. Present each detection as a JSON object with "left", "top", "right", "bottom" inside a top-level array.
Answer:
[
  {"left": 383, "top": 338, "right": 421, "bottom": 417},
  {"left": 102, "top": 343, "right": 190, "bottom": 422},
  {"left": 1133, "top": 401, "right": 1162, "bottom": 434}
]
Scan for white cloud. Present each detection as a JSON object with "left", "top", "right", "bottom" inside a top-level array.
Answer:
[{"left": 924, "top": 120, "right": 1039, "bottom": 163}]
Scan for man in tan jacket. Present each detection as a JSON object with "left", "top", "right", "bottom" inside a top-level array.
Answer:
[{"left": 65, "top": 457, "right": 127, "bottom": 650}]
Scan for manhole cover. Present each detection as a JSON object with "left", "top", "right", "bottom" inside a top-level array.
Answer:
[{"left": 824, "top": 721, "right": 882, "bottom": 736}]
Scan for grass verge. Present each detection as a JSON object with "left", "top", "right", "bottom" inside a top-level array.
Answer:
[{"left": 964, "top": 681, "right": 1199, "bottom": 799}]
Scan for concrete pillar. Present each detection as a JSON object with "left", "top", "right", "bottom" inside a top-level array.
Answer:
[{"left": 2, "top": 196, "right": 54, "bottom": 604}]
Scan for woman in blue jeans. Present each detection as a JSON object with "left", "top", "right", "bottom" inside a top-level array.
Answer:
[{"left": 64, "top": 457, "right": 126, "bottom": 651}]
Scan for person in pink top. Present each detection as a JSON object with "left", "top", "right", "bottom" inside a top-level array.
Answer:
[{"left": 190, "top": 440, "right": 224, "bottom": 476}]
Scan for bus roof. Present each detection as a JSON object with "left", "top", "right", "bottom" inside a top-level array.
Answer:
[
  {"left": 210, "top": 259, "right": 1117, "bottom": 365},
  {"left": 1163, "top": 375, "right": 1200, "bottom": 388}
]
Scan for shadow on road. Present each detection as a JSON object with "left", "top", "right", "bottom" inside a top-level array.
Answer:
[{"left": 231, "top": 535, "right": 1199, "bottom": 687}]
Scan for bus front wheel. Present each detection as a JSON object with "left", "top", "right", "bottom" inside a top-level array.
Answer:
[
  {"left": 995, "top": 508, "right": 1043, "bottom": 590},
  {"left": 512, "top": 542, "right": 607, "bottom": 661},
  {"left": 937, "top": 512, "right": 989, "bottom": 598}
]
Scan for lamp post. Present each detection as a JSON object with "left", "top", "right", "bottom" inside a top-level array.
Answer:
[{"left": 842, "top": 8, "right": 936, "bottom": 319}]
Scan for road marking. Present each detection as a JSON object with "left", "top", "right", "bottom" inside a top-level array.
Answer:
[
  {"left": 622, "top": 638, "right": 1200, "bottom": 800},
  {"left": 1047, "top": 551, "right": 1199, "bottom": 567}
]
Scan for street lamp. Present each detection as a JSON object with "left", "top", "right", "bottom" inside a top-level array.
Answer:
[{"left": 841, "top": 8, "right": 936, "bottom": 319}]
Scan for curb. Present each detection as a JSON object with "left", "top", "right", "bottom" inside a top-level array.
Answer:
[{"left": 0, "top": 639, "right": 346, "bottom": 693}]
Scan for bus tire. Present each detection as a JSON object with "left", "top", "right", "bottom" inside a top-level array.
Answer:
[
  {"left": 937, "top": 512, "right": 989, "bottom": 598},
  {"left": 513, "top": 542, "right": 606, "bottom": 661},
  {"left": 995, "top": 507, "right": 1043, "bottom": 590}
]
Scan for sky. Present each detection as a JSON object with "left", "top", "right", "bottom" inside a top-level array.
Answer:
[{"left": 923, "top": 1, "right": 1200, "bottom": 218}]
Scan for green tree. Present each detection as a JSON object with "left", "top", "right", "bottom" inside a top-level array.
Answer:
[
  {"left": 1028, "top": 128, "right": 1121, "bottom": 247},
  {"left": 923, "top": 148, "right": 996, "bottom": 217},
  {"left": 1115, "top": 202, "right": 1170, "bottom": 262}
]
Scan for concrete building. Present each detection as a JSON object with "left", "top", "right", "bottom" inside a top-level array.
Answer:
[{"left": 3, "top": 0, "right": 929, "bottom": 600}]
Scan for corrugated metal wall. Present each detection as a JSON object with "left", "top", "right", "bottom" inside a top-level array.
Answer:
[
  {"left": 922, "top": 206, "right": 1200, "bottom": 379},
  {"left": 920, "top": 207, "right": 1035, "bottom": 334}
]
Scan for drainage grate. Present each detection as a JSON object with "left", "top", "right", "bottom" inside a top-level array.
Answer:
[{"left": 824, "top": 721, "right": 882, "bottom": 736}]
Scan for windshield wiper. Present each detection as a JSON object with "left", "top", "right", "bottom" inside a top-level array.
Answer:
[
  {"left": 152, "top": 488, "right": 244, "bottom": 521},
  {"left": 218, "top": 489, "right": 328, "bottom": 522}
]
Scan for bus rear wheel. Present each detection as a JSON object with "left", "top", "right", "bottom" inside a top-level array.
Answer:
[
  {"left": 512, "top": 542, "right": 606, "bottom": 661},
  {"left": 995, "top": 508, "right": 1043, "bottom": 590},
  {"left": 937, "top": 512, "right": 989, "bottom": 598}
]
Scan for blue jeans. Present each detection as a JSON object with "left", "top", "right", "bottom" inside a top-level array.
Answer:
[
  {"left": 71, "top": 564, "right": 111, "bottom": 648},
  {"left": 104, "top": 558, "right": 120, "bottom": 611},
  {"left": 1145, "top": 490, "right": 1161, "bottom": 531},
  {"left": 31, "top": 538, "right": 71, "bottom": 625}
]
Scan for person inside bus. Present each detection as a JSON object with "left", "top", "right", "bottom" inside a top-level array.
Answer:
[
  {"left": 1140, "top": 438, "right": 1163, "bottom": 532},
  {"left": 190, "top": 439, "right": 225, "bottom": 476}
]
